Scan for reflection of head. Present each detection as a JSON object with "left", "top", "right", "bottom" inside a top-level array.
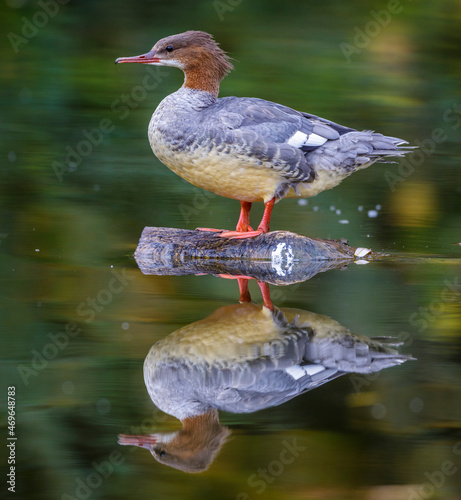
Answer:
[{"left": 119, "top": 409, "right": 230, "bottom": 473}]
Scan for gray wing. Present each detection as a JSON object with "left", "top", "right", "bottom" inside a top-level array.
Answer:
[{"left": 201, "top": 97, "right": 354, "bottom": 183}]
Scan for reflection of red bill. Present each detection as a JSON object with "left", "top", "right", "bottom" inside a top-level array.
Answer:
[{"left": 118, "top": 434, "right": 157, "bottom": 448}]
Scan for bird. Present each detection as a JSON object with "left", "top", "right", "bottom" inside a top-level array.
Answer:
[
  {"left": 118, "top": 278, "right": 413, "bottom": 472},
  {"left": 116, "top": 31, "right": 412, "bottom": 238}
]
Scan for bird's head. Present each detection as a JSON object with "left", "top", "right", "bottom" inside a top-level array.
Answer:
[{"left": 116, "top": 31, "right": 233, "bottom": 96}]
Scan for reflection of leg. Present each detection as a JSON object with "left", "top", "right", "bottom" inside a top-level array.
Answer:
[
  {"left": 216, "top": 274, "right": 253, "bottom": 302},
  {"left": 237, "top": 278, "right": 251, "bottom": 303},
  {"left": 215, "top": 274, "right": 272, "bottom": 310},
  {"left": 257, "top": 281, "right": 273, "bottom": 311},
  {"left": 215, "top": 274, "right": 252, "bottom": 303}
]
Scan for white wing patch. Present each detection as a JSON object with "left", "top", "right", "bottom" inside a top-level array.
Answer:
[
  {"left": 287, "top": 131, "right": 308, "bottom": 148},
  {"left": 287, "top": 131, "right": 328, "bottom": 148},
  {"left": 305, "top": 132, "right": 328, "bottom": 147}
]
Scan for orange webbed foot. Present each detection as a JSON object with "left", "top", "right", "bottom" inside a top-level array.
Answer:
[
  {"left": 218, "top": 229, "right": 264, "bottom": 239},
  {"left": 196, "top": 227, "right": 225, "bottom": 233}
]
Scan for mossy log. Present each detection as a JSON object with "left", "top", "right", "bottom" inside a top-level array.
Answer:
[{"left": 134, "top": 227, "right": 381, "bottom": 285}]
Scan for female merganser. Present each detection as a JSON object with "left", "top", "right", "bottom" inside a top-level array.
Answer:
[
  {"left": 119, "top": 279, "right": 412, "bottom": 471},
  {"left": 116, "top": 31, "right": 411, "bottom": 238}
]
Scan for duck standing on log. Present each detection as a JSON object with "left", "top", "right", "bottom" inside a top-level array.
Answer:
[{"left": 116, "top": 31, "right": 412, "bottom": 238}]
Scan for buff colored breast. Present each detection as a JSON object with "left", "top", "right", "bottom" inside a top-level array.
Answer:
[
  {"left": 149, "top": 127, "right": 283, "bottom": 203},
  {"left": 285, "top": 169, "right": 351, "bottom": 199},
  {"left": 149, "top": 120, "right": 352, "bottom": 203}
]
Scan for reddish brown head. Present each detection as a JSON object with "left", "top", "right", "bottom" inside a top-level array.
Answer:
[{"left": 116, "top": 31, "right": 234, "bottom": 97}]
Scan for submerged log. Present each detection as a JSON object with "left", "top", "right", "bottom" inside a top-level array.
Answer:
[{"left": 134, "top": 227, "right": 382, "bottom": 285}]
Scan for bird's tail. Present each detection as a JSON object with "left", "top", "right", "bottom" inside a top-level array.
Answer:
[
  {"left": 366, "top": 133, "right": 417, "bottom": 163},
  {"left": 306, "top": 130, "right": 416, "bottom": 175}
]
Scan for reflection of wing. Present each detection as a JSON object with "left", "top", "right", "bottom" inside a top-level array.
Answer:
[
  {"left": 207, "top": 363, "right": 344, "bottom": 413},
  {"left": 148, "top": 360, "right": 343, "bottom": 417},
  {"left": 146, "top": 307, "right": 410, "bottom": 418},
  {"left": 188, "top": 333, "right": 407, "bottom": 413}
]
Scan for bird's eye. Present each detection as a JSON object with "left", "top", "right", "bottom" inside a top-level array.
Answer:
[
  {"left": 158, "top": 450, "right": 166, "bottom": 458},
  {"left": 166, "top": 46, "right": 174, "bottom": 52}
]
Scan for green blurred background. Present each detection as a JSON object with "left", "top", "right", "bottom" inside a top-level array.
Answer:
[{"left": 1, "top": 0, "right": 460, "bottom": 499}]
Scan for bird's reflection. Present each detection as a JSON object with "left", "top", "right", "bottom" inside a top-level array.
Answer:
[{"left": 119, "top": 277, "right": 412, "bottom": 473}]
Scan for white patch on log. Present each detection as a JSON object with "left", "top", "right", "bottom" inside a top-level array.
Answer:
[
  {"left": 271, "top": 242, "right": 295, "bottom": 276},
  {"left": 354, "top": 247, "right": 371, "bottom": 258}
]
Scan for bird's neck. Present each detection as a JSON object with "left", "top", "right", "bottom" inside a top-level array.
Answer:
[{"left": 183, "top": 66, "right": 221, "bottom": 98}]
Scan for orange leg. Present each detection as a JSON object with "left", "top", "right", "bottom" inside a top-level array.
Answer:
[
  {"left": 196, "top": 227, "right": 224, "bottom": 233},
  {"left": 257, "top": 198, "right": 275, "bottom": 233},
  {"left": 220, "top": 198, "right": 275, "bottom": 239},
  {"left": 235, "top": 201, "right": 254, "bottom": 232},
  {"left": 196, "top": 201, "right": 253, "bottom": 234}
]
